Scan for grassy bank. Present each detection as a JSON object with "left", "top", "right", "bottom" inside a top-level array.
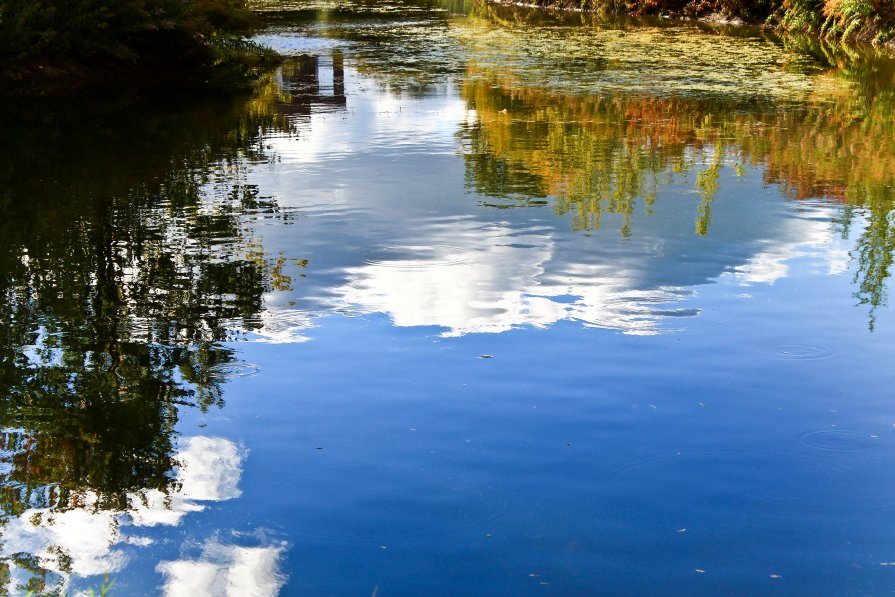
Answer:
[{"left": 492, "top": 0, "right": 895, "bottom": 46}]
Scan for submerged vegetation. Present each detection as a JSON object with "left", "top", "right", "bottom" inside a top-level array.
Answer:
[{"left": 495, "top": 0, "right": 895, "bottom": 46}]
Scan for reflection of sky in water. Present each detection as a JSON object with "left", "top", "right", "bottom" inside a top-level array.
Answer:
[
  {"left": 234, "top": 71, "right": 856, "bottom": 342},
  {"left": 3, "top": 5, "right": 894, "bottom": 594},
  {"left": 158, "top": 536, "right": 286, "bottom": 597},
  {"left": 722, "top": 211, "right": 852, "bottom": 285},
  {"left": 332, "top": 221, "right": 684, "bottom": 336},
  {"left": 0, "top": 437, "right": 283, "bottom": 595},
  {"left": 247, "top": 203, "right": 851, "bottom": 340}
]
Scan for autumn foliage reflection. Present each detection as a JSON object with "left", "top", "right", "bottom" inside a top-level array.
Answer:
[{"left": 459, "top": 54, "right": 895, "bottom": 324}]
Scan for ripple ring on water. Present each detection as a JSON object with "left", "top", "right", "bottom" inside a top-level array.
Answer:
[
  {"left": 801, "top": 430, "right": 879, "bottom": 452},
  {"left": 774, "top": 345, "right": 833, "bottom": 361},
  {"left": 363, "top": 245, "right": 475, "bottom": 269},
  {"left": 208, "top": 362, "right": 262, "bottom": 380}
]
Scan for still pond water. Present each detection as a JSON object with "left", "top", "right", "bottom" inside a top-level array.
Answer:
[{"left": 3, "top": 1, "right": 895, "bottom": 594}]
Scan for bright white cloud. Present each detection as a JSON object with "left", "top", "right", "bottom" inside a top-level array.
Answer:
[
  {"left": 724, "top": 210, "right": 851, "bottom": 285},
  {"left": 158, "top": 539, "right": 287, "bottom": 597},
  {"left": 0, "top": 436, "right": 245, "bottom": 595},
  {"left": 336, "top": 229, "right": 558, "bottom": 335},
  {"left": 1, "top": 505, "right": 127, "bottom": 580},
  {"left": 332, "top": 220, "right": 692, "bottom": 336}
]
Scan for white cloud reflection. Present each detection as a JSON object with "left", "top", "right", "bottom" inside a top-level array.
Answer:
[
  {"left": 0, "top": 436, "right": 252, "bottom": 595},
  {"left": 245, "top": 199, "right": 853, "bottom": 340},
  {"left": 158, "top": 537, "right": 287, "bottom": 597},
  {"left": 244, "top": 308, "right": 316, "bottom": 344},
  {"left": 723, "top": 210, "right": 850, "bottom": 286},
  {"left": 1, "top": 505, "right": 127, "bottom": 580},
  {"left": 335, "top": 225, "right": 560, "bottom": 336},
  {"left": 332, "top": 221, "right": 694, "bottom": 336},
  {"left": 129, "top": 436, "right": 243, "bottom": 527}
]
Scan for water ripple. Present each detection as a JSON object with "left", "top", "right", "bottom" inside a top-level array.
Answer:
[
  {"left": 801, "top": 430, "right": 880, "bottom": 452},
  {"left": 208, "top": 362, "right": 262, "bottom": 380},
  {"left": 774, "top": 345, "right": 834, "bottom": 361}
]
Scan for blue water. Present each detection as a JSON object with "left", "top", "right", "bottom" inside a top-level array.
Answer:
[{"left": 3, "top": 1, "right": 895, "bottom": 595}]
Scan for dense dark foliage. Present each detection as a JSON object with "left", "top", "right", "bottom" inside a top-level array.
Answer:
[
  {"left": 0, "top": 88, "right": 285, "bottom": 512},
  {"left": 0, "top": 0, "right": 262, "bottom": 84}
]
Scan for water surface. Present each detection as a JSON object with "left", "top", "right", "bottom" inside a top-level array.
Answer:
[{"left": 2, "top": 1, "right": 895, "bottom": 594}]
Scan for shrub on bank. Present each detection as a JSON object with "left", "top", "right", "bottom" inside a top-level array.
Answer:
[
  {"left": 544, "top": 0, "right": 894, "bottom": 44},
  {"left": 817, "top": 0, "right": 895, "bottom": 44}
]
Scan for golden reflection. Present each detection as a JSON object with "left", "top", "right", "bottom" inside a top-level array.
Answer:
[{"left": 456, "top": 47, "right": 895, "bottom": 323}]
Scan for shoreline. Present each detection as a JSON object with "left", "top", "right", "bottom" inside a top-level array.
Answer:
[
  {"left": 482, "top": 0, "right": 895, "bottom": 52},
  {"left": 0, "top": 46, "right": 281, "bottom": 99}
]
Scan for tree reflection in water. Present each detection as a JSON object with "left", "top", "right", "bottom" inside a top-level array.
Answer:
[
  {"left": 1, "top": 5, "right": 895, "bottom": 588},
  {"left": 0, "top": 64, "right": 345, "bottom": 592},
  {"left": 456, "top": 42, "right": 895, "bottom": 326}
]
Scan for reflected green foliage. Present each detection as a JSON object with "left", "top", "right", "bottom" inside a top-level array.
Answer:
[
  {"left": 454, "top": 19, "right": 895, "bottom": 324},
  {"left": 851, "top": 191, "right": 895, "bottom": 330},
  {"left": 250, "top": 0, "right": 895, "bottom": 328},
  {"left": 0, "top": 78, "right": 304, "bottom": 589},
  {"left": 459, "top": 73, "right": 748, "bottom": 237}
]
